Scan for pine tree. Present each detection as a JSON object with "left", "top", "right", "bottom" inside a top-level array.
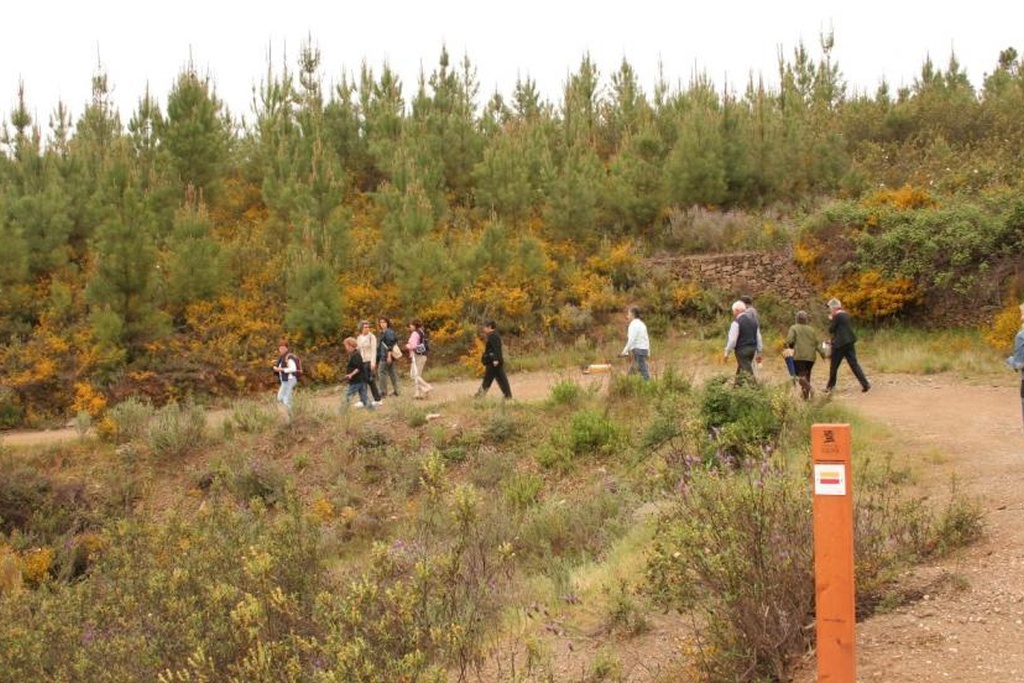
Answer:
[
  {"left": 159, "top": 64, "right": 232, "bottom": 205},
  {"left": 86, "top": 147, "right": 169, "bottom": 359}
]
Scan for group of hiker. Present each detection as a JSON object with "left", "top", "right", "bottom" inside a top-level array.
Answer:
[
  {"left": 271, "top": 318, "right": 512, "bottom": 420},
  {"left": 720, "top": 295, "right": 870, "bottom": 397},
  {"left": 272, "top": 296, "right": 873, "bottom": 420},
  {"left": 621, "top": 296, "right": 870, "bottom": 399}
]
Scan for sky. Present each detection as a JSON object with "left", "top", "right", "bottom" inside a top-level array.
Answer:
[{"left": 3, "top": 1, "right": 1023, "bottom": 130}]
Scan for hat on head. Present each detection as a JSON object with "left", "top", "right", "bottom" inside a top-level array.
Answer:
[{"left": 826, "top": 298, "right": 842, "bottom": 310}]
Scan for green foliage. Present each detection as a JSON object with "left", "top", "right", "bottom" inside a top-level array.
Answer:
[
  {"left": 548, "top": 379, "right": 583, "bottom": 406},
  {"left": 227, "top": 456, "right": 290, "bottom": 507},
  {"left": 502, "top": 471, "right": 544, "bottom": 510},
  {"left": 226, "top": 398, "right": 276, "bottom": 434},
  {"left": 646, "top": 463, "right": 815, "bottom": 682},
  {"left": 0, "top": 497, "right": 322, "bottom": 682},
  {"left": 517, "top": 487, "right": 626, "bottom": 573},
  {"left": 104, "top": 395, "right": 156, "bottom": 444},
  {"left": 698, "top": 376, "right": 785, "bottom": 465},
  {"left": 146, "top": 401, "right": 207, "bottom": 459},
  {"left": 284, "top": 251, "right": 343, "bottom": 340}
]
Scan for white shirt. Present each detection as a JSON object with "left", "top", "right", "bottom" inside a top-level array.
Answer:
[{"left": 621, "top": 317, "right": 650, "bottom": 355}]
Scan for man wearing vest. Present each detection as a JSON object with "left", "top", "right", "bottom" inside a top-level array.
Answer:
[{"left": 723, "top": 300, "right": 763, "bottom": 381}]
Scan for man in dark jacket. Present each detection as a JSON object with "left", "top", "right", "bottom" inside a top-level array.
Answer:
[
  {"left": 825, "top": 298, "right": 870, "bottom": 394},
  {"left": 475, "top": 321, "right": 512, "bottom": 399}
]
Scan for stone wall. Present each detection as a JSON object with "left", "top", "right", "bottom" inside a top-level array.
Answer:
[
  {"left": 649, "top": 249, "right": 819, "bottom": 307},
  {"left": 649, "top": 250, "right": 1015, "bottom": 327}
]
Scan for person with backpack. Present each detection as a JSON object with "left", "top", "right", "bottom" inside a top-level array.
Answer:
[
  {"left": 356, "top": 320, "right": 383, "bottom": 405},
  {"left": 377, "top": 317, "right": 401, "bottom": 397},
  {"left": 405, "top": 319, "right": 434, "bottom": 399},
  {"left": 272, "top": 339, "right": 300, "bottom": 421}
]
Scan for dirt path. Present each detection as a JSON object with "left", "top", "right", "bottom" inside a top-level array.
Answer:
[
  {"left": 5, "top": 367, "right": 1024, "bottom": 680},
  {"left": 804, "top": 374, "right": 1024, "bottom": 682}
]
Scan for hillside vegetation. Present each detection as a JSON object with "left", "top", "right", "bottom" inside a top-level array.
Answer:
[
  {"left": 2, "top": 39, "right": 1024, "bottom": 424},
  {"left": 0, "top": 335, "right": 988, "bottom": 681}
]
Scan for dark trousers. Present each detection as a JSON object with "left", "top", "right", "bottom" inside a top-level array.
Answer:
[
  {"left": 363, "top": 362, "right": 381, "bottom": 401},
  {"left": 793, "top": 359, "right": 815, "bottom": 399},
  {"left": 1019, "top": 377, "right": 1024, "bottom": 433},
  {"left": 827, "top": 344, "right": 869, "bottom": 391},
  {"left": 735, "top": 346, "right": 757, "bottom": 379},
  {"left": 377, "top": 358, "right": 400, "bottom": 396},
  {"left": 479, "top": 363, "right": 512, "bottom": 398}
]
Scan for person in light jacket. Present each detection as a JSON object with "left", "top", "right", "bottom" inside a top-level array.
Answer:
[
  {"left": 618, "top": 306, "right": 651, "bottom": 380},
  {"left": 724, "top": 300, "right": 763, "bottom": 381},
  {"left": 272, "top": 339, "right": 298, "bottom": 421},
  {"left": 405, "top": 319, "right": 434, "bottom": 399},
  {"left": 356, "top": 320, "right": 383, "bottom": 404},
  {"left": 1005, "top": 303, "right": 1024, "bottom": 432}
]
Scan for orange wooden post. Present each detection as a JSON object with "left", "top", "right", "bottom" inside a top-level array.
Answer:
[{"left": 811, "top": 423, "right": 856, "bottom": 682}]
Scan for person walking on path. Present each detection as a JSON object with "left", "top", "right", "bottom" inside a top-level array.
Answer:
[
  {"left": 724, "top": 300, "right": 763, "bottom": 381},
  {"left": 356, "top": 320, "right": 383, "bottom": 404},
  {"left": 475, "top": 320, "right": 513, "bottom": 399},
  {"left": 618, "top": 306, "right": 651, "bottom": 380},
  {"left": 272, "top": 339, "right": 299, "bottom": 422},
  {"left": 406, "top": 319, "right": 434, "bottom": 399},
  {"left": 342, "top": 337, "right": 374, "bottom": 410},
  {"left": 377, "top": 317, "right": 401, "bottom": 397},
  {"left": 1005, "top": 303, "right": 1024, "bottom": 432},
  {"left": 825, "top": 297, "right": 871, "bottom": 394},
  {"left": 785, "top": 310, "right": 826, "bottom": 399}
]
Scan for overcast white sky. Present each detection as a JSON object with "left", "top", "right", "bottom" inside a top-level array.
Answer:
[{"left": 3, "top": 1, "right": 1022, "bottom": 128}]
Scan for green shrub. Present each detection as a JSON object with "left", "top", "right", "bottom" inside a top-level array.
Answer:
[
  {"left": 608, "top": 372, "right": 656, "bottom": 399},
  {"left": 566, "top": 408, "right": 621, "bottom": 457},
  {"left": 502, "top": 471, "right": 544, "bottom": 510},
  {"left": 548, "top": 379, "right": 583, "bottom": 406},
  {"left": 517, "top": 488, "right": 625, "bottom": 573},
  {"left": 74, "top": 411, "right": 92, "bottom": 439},
  {"left": 537, "top": 408, "right": 622, "bottom": 472},
  {"left": 230, "top": 456, "right": 289, "bottom": 507},
  {"left": 698, "top": 376, "right": 784, "bottom": 465},
  {"left": 0, "top": 387, "right": 24, "bottom": 429},
  {"left": 146, "top": 401, "right": 206, "bottom": 459},
  {"left": 0, "top": 497, "right": 323, "bottom": 682},
  {"left": 481, "top": 410, "right": 521, "bottom": 445},
  {"left": 646, "top": 463, "right": 815, "bottom": 682},
  {"left": 227, "top": 398, "right": 276, "bottom": 433},
  {"left": 106, "top": 395, "right": 155, "bottom": 444}
]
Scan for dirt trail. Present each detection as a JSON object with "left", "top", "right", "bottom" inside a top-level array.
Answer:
[
  {"left": 5, "top": 367, "right": 1024, "bottom": 680},
  {"left": 806, "top": 375, "right": 1024, "bottom": 682}
]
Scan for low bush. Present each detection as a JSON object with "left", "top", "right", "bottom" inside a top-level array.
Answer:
[
  {"left": 103, "top": 395, "right": 155, "bottom": 444},
  {"left": 646, "top": 462, "right": 814, "bottom": 682},
  {"left": 647, "top": 453, "right": 986, "bottom": 681},
  {"left": 502, "top": 471, "right": 544, "bottom": 510},
  {"left": 697, "top": 376, "right": 786, "bottom": 465},
  {"left": 146, "top": 401, "right": 206, "bottom": 459},
  {"left": 226, "top": 398, "right": 276, "bottom": 434},
  {"left": 548, "top": 378, "right": 583, "bottom": 406}
]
